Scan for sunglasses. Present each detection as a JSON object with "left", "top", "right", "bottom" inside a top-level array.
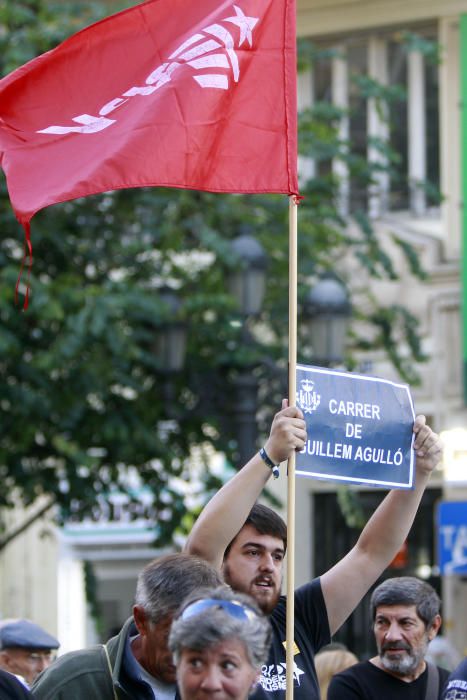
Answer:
[{"left": 180, "top": 598, "right": 259, "bottom": 622}]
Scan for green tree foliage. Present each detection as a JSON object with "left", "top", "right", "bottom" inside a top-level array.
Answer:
[{"left": 0, "top": 2, "right": 431, "bottom": 539}]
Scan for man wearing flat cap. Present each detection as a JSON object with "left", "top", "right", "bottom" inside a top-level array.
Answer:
[{"left": 0, "top": 619, "right": 59, "bottom": 687}]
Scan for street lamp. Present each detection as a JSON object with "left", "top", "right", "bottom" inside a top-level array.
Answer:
[
  {"left": 226, "top": 234, "right": 268, "bottom": 467},
  {"left": 303, "top": 273, "right": 351, "bottom": 367},
  {"left": 228, "top": 234, "right": 267, "bottom": 317},
  {"left": 153, "top": 287, "right": 187, "bottom": 393}
]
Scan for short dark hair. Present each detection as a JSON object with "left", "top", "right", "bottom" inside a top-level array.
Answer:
[
  {"left": 169, "top": 586, "right": 272, "bottom": 669},
  {"left": 135, "top": 553, "right": 223, "bottom": 623},
  {"left": 224, "top": 503, "right": 287, "bottom": 559},
  {"left": 370, "top": 576, "right": 441, "bottom": 628}
]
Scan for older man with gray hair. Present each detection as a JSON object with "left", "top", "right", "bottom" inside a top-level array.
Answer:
[
  {"left": 32, "top": 553, "right": 223, "bottom": 700},
  {"left": 328, "top": 576, "right": 450, "bottom": 699}
]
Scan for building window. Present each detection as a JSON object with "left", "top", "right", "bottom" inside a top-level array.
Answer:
[
  {"left": 306, "top": 26, "right": 440, "bottom": 218},
  {"left": 348, "top": 43, "right": 369, "bottom": 212},
  {"left": 388, "top": 39, "right": 409, "bottom": 211}
]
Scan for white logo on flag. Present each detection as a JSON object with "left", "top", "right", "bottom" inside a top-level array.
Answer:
[{"left": 37, "top": 5, "right": 259, "bottom": 136}]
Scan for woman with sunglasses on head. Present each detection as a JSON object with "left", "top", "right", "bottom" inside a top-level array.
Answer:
[{"left": 169, "top": 586, "right": 272, "bottom": 700}]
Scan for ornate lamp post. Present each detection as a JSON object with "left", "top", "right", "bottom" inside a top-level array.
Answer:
[
  {"left": 303, "top": 273, "right": 351, "bottom": 367},
  {"left": 227, "top": 234, "right": 267, "bottom": 467},
  {"left": 228, "top": 234, "right": 268, "bottom": 318},
  {"left": 153, "top": 287, "right": 187, "bottom": 407}
]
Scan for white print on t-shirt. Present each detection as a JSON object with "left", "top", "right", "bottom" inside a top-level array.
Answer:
[
  {"left": 444, "top": 679, "right": 467, "bottom": 699},
  {"left": 259, "top": 663, "right": 305, "bottom": 692}
]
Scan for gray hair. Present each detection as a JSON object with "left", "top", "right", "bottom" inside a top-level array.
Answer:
[
  {"left": 370, "top": 577, "right": 441, "bottom": 628},
  {"left": 169, "top": 586, "right": 272, "bottom": 669},
  {"left": 134, "top": 553, "right": 223, "bottom": 623}
]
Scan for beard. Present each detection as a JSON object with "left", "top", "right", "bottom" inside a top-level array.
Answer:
[
  {"left": 379, "top": 638, "right": 429, "bottom": 677},
  {"left": 222, "top": 562, "right": 281, "bottom": 615}
]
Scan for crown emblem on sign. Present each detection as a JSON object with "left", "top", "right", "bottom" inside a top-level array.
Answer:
[{"left": 296, "top": 379, "right": 320, "bottom": 414}]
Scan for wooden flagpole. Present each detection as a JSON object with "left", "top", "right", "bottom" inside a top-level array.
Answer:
[{"left": 285, "top": 195, "right": 298, "bottom": 700}]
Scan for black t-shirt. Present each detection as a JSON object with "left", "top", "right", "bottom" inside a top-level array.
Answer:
[
  {"left": 252, "top": 578, "right": 330, "bottom": 700},
  {"left": 0, "top": 671, "right": 33, "bottom": 700},
  {"left": 443, "top": 658, "right": 467, "bottom": 699},
  {"left": 328, "top": 660, "right": 450, "bottom": 700}
]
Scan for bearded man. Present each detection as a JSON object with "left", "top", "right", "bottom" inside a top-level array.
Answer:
[{"left": 328, "top": 577, "right": 449, "bottom": 699}]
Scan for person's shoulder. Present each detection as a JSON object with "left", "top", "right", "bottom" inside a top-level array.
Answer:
[
  {"left": 40, "top": 644, "right": 106, "bottom": 671},
  {"left": 0, "top": 670, "right": 32, "bottom": 699},
  {"left": 333, "top": 660, "right": 371, "bottom": 679},
  {"left": 274, "top": 579, "right": 325, "bottom": 620},
  {"left": 332, "top": 659, "right": 396, "bottom": 690},
  {"left": 32, "top": 645, "right": 108, "bottom": 695},
  {"left": 443, "top": 657, "right": 467, "bottom": 698},
  {"left": 293, "top": 577, "right": 324, "bottom": 605},
  {"left": 449, "top": 657, "right": 467, "bottom": 680},
  {"left": 328, "top": 660, "right": 371, "bottom": 695},
  {"left": 295, "top": 577, "right": 322, "bottom": 593},
  {"left": 275, "top": 579, "right": 319, "bottom": 607}
]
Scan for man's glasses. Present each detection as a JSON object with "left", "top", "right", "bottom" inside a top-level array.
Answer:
[
  {"left": 180, "top": 598, "right": 258, "bottom": 622},
  {"left": 26, "top": 651, "right": 56, "bottom": 664}
]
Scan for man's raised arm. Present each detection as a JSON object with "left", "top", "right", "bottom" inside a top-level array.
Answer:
[
  {"left": 184, "top": 402, "right": 307, "bottom": 569},
  {"left": 321, "top": 414, "right": 443, "bottom": 636}
]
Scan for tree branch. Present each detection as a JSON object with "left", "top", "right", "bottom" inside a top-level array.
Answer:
[{"left": 0, "top": 498, "right": 56, "bottom": 551}]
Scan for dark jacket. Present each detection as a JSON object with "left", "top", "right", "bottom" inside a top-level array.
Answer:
[
  {"left": 32, "top": 617, "right": 169, "bottom": 700},
  {"left": 0, "top": 670, "right": 33, "bottom": 700}
]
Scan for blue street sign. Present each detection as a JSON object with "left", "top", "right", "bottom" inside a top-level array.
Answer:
[
  {"left": 295, "top": 364, "right": 415, "bottom": 488},
  {"left": 437, "top": 501, "right": 467, "bottom": 574}
]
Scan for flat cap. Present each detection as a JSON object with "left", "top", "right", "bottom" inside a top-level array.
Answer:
[{"left": 0, "top": 619, "right": 59, "bottom": 651}]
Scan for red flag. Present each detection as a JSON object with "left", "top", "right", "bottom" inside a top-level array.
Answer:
[{"left": 0, "top": 0, "right": 298, "bottom": 228}]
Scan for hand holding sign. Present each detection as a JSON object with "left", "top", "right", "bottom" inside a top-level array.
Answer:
[
  {"left": 412, "top": 414, "right": 444, "bottom": 476},
  {"left": 258, "top": 366, "right": 443, "bottom": 489},
  {"left": 263, "top": 401, "right": 306, "bottom": 466},
  {"left": 293, "top": 364, "right": 443, "bottom": 489}
]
